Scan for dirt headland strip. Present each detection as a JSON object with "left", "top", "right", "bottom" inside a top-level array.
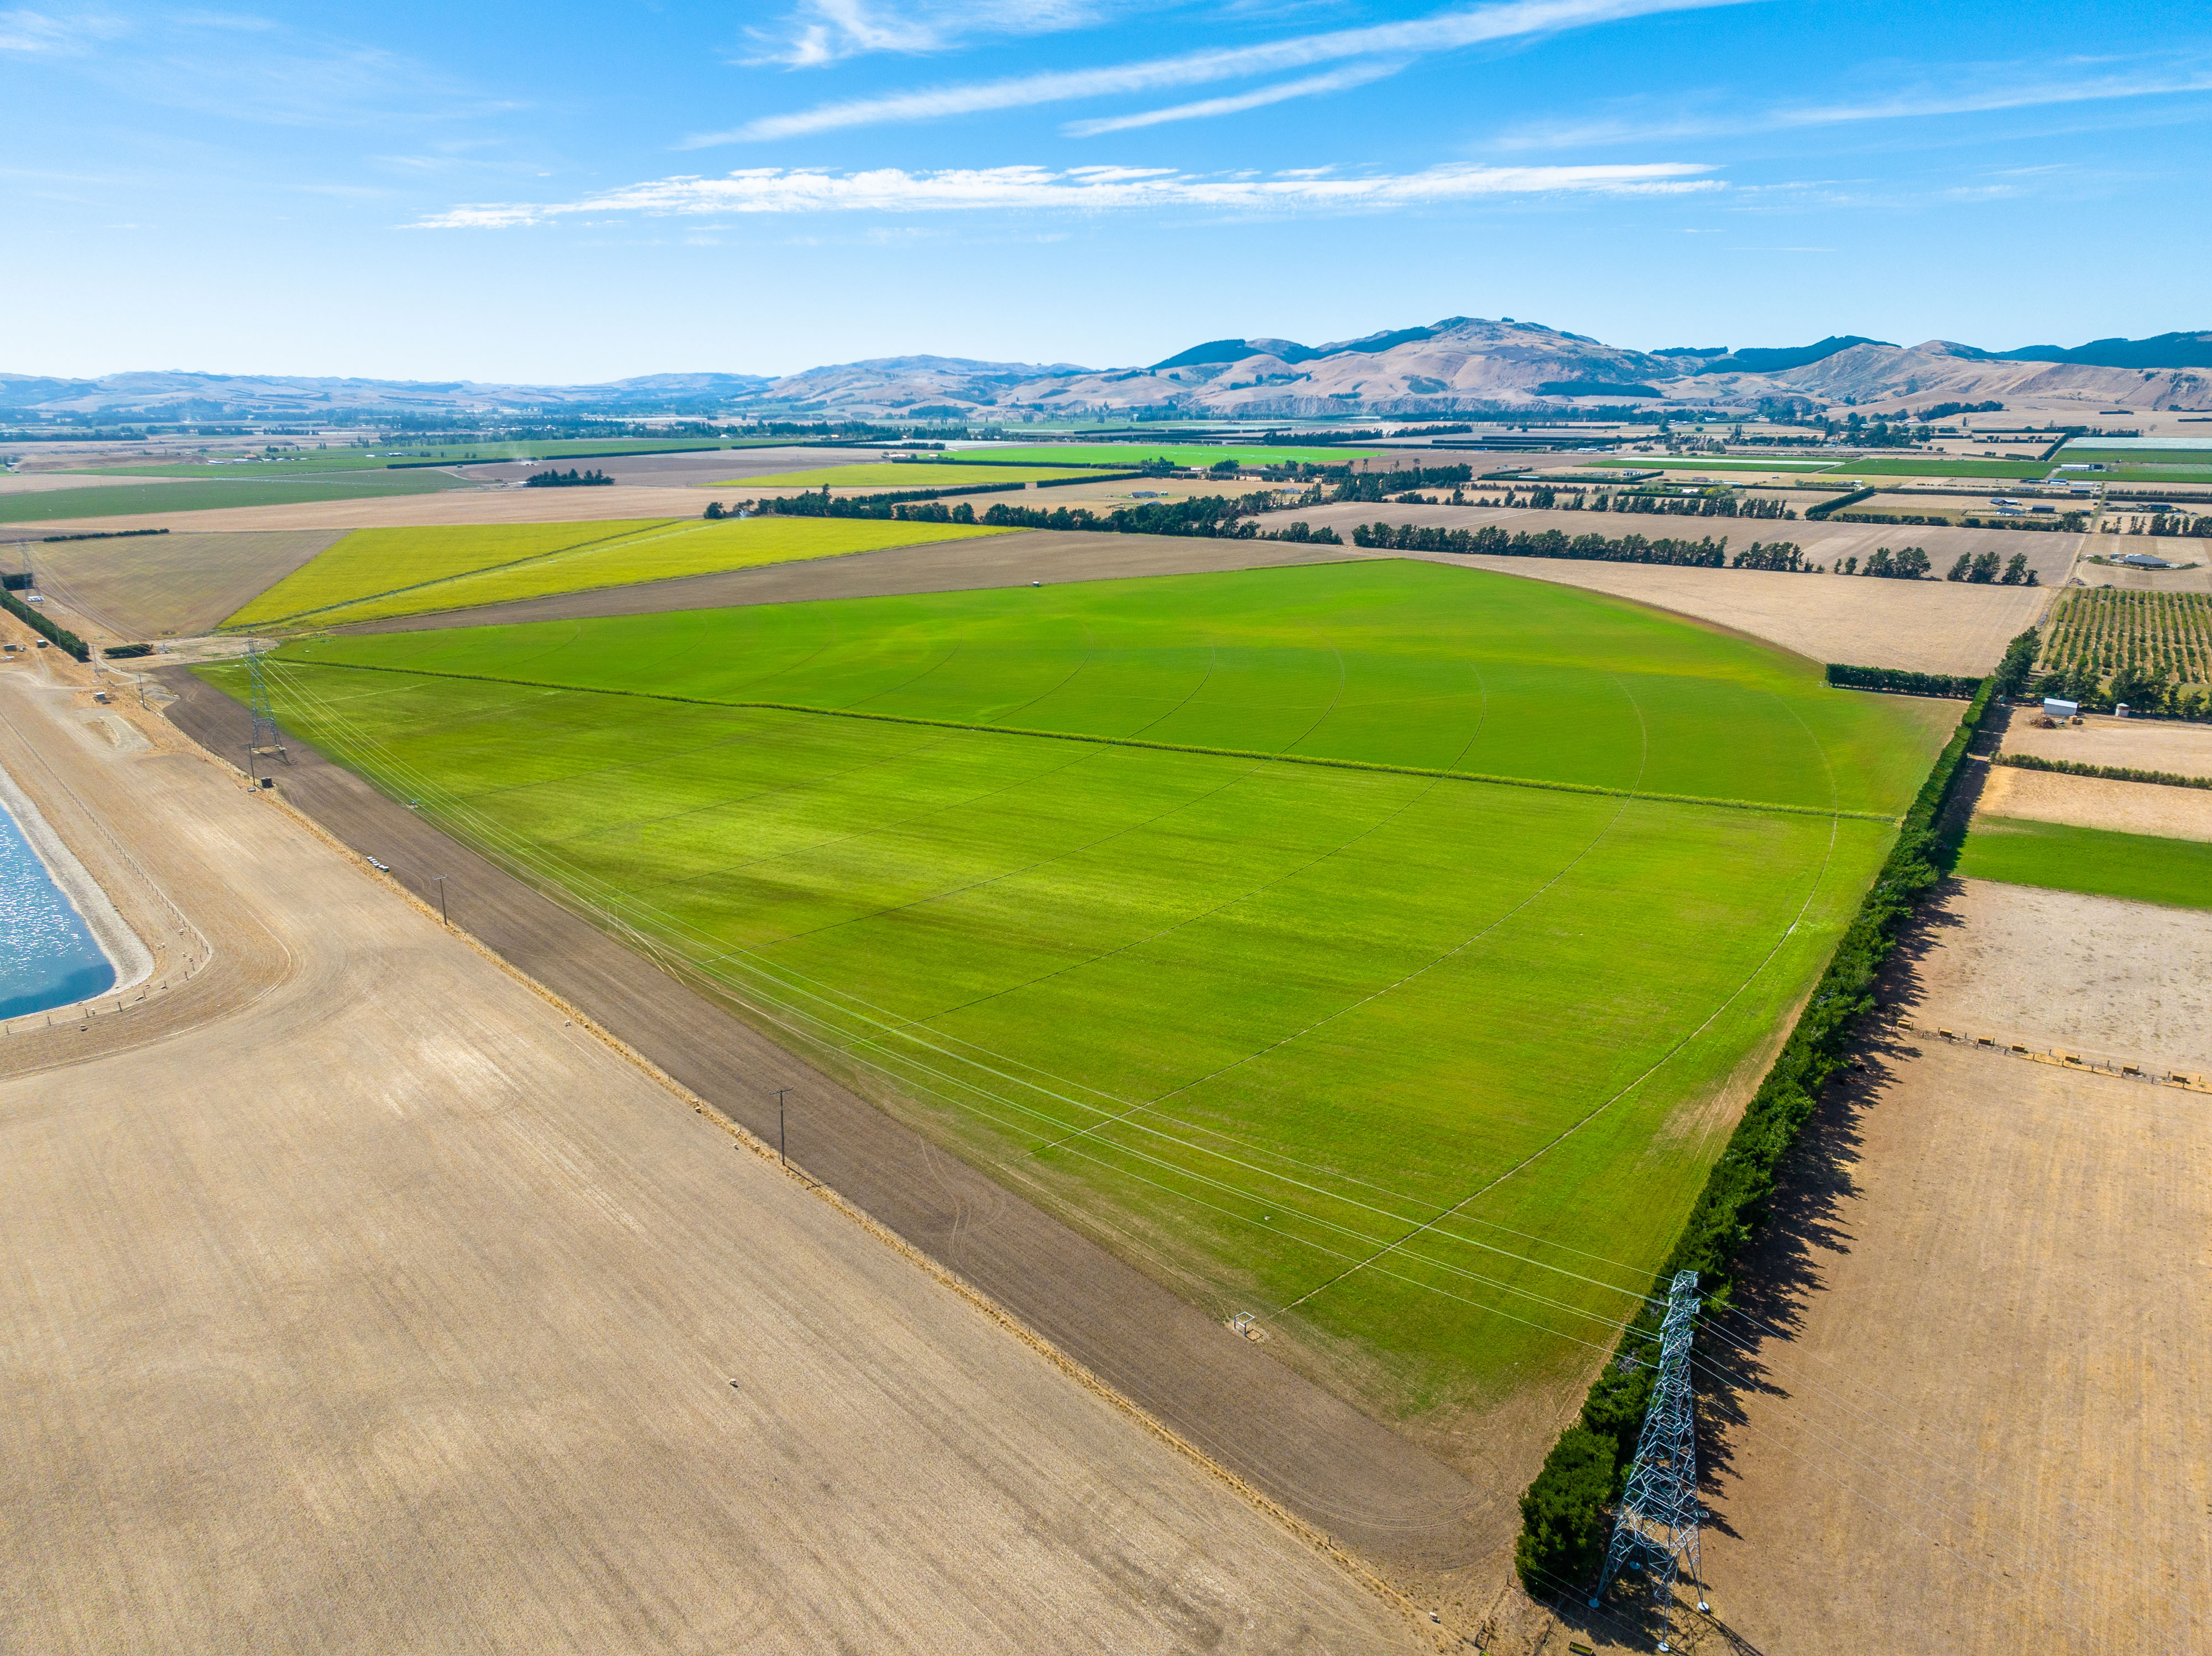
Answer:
[
  {"left": 156, "top": 668, "right": 1493, "bottom": 1577},
  {"left": 3, "top": 654, "right": 1420, "bottom": 1653}
]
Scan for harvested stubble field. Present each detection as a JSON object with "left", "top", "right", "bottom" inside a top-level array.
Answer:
[
  {"left": 1448, "top": 553, "right": 2051, "bottom": 675},
  {"left": 1978, "top": 762, "right": 2212, "bottom": 842},
  {"left": 217, "top": 561, "right": 1953, "bottom": 1449},
  {"left": 226, "top": 516, "right": 1005, "bottom": 630},
  {"left": 1957, "top": 814, "right": 2212, "bottom": 909},
  {"left": 1702, "top": 879, "right": 2212, "bottom": 1654},
  {"left": 730, "top": 463, "right": 1100, "bottom": 489},
  {"left": 973, "top": 443, "right": 1380, "bottom": 468},
  {"left": 2001, "top": 712, "right": 2212, "bottom": 777},
  {"left": 0, "top": 470, "right": 474, "bottom": 525},
  {"left": 20, "top": 529, "right": 343, "bottom": 640}
]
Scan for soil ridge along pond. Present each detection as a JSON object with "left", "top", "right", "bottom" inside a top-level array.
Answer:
[{"left": 0, "top": 761, "right": 126, "bottom": 1020}]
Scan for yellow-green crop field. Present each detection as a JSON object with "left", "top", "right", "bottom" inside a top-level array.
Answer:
[{"left": 225, "top": 516, "right": 1006, "bottom": 630}]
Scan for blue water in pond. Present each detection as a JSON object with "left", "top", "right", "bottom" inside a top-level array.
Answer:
[{"left": 0, "top": 796, "right": 116, "bottom": 1019}]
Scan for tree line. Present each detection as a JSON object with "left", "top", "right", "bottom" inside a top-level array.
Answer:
[
  {"left": 975, "top": 495, "right": 1340, "bottom": 541},
  {"left": 1349, "top": 523, "right": 1737, "bottom": 565},
  {"left": 1944, "top": 550, "right": 2036, "bottom": 584},
  {"left": 1517, "top": 638, "right": 2029, "bottom": 1595},
  {"left": 1837, "top": 546, "right": 1932, "bottom": 578}
]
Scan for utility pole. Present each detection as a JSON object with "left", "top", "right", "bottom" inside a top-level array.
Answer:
[
  {"left": 774, "top": 1087, "right": 790, "bottom": 1167},
  {"left": 1592, "top": 1271, "right": 1707, "bottom": 1652},
  {"left": 432, "top": 875, "right": 448, "bottom": 924}
]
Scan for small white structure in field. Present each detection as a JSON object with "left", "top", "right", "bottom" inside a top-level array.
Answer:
[{"left": 2043, "top": 697, "right": 2079, "bottom": 719}]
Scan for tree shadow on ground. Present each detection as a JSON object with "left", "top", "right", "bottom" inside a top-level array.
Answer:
[{"left": 1692, "top": 874, "right": 1972, "bottom": 1542}]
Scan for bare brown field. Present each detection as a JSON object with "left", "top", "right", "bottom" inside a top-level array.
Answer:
[
  {"left": 1904, "top": 880, "right": 2212, "bottom": 1072},
  {"left": 1697, "top": 877, "right": 2212, "bottom": 1655},
  {"left": 462, "top": 445, "right": 893, "bottom": 488},
  {"left": 0, "top": 471, "right": 170, "bottom": 495},
  {"left": 12, "top": 483, "right": 723, "bottom": 537},
  {"left": 1450, "top": 552, "right": 2051, "bottom": 673},
  {"left": 1979, "top": 762, "right": 2212, "bottom": 840},
  {"left": 1287, "top": 499, "right": 2083, "bottom": 584},
  {"left": 23, "top": 529, "right": 343, "bottom": 641},
  {"left": 2077, "top": 534, "right": 2212, "bottom": 592},
  {"left": 0, "top": 645, "right": 1418, "bottom": 1654},
  {"left": 2001, "top": 712, "right": 2212, "bottom": 777}
]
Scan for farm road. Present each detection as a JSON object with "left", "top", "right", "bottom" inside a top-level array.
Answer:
[
  {"left": 0, "top": 639, "right": 1423, "bottom": 1653},
  {"left": 158, "top": 670, "right": 1498, "bottom": 1583}
]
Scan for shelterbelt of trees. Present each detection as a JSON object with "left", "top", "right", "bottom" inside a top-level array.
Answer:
[
  {"left": 1346, "top": 523, "right": 1822, "bottom": 569},
  {"left": 976, "top": 495, "right": 1343, "bottom": 541}
]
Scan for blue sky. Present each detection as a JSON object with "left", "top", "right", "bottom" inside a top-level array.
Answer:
[{"left": 6, "top": 1, "right": 2209, "bottom": 382}]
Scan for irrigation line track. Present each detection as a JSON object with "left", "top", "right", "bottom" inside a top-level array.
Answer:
[
  {"left": 1280, "top": 678, "right": 1846, "bottom": 1318},
  {"left": 250, "top": 657, "right": 1680, "bottom": 1342},
  {"left": 273, "top": 657, "right": 1892, "bottom": 823},
  {"left": 254, "top": 659, "right": 1686, "bottom": 1360}
]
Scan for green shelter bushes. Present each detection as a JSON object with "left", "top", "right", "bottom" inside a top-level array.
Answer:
[
  {"left": 1826, "top": 664, "right": 1984, "bottom": 698},
  {"left": 1, "top": 588, "right": 89, "bottom": 660},
  {"left": 1514, "top": 633, "right": 2033, "bottom": 1597},
  {"left": 1803, "top": 487, "right": 1876, "bottom": 520}
]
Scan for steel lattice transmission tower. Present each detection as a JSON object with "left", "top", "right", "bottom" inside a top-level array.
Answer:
[
  {"left": 244, "top": 642, "right": 288, "bottom": 781},
  {"left": 1591, "top": 1270, "right": 1708, "bottom": 1652}
]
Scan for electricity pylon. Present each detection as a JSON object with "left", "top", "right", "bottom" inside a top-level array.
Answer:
[
  {"left": 1592, "top": 1270, "right": 1707, "bottom": 1652},
  {"left": 244, "top": 642, "right": 287, "bottom": 780}
]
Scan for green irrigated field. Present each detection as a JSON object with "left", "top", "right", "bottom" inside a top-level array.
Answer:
[
  {"left": 1589, "top": 457, "right": 1840, "bottom": 474},
  {"left": 732, "top": 463, "right": 1100, "bottom": 488},
  {"left": 224, "top": 516, "right": 1006, "bottom": 631},
  {"left": 0, "top": 471, "right": 473, "bottom": 525},
  {"left": 1958, "top": 816, "right": 2212, "bottom": 910},
  {"left": 221, "top": 562, "right": 1951, "bottom": 1426},
  {"left": 967, "top": 443, "right": 1381, "bottom": 468}
]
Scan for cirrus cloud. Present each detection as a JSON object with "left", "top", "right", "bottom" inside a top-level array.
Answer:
[
  {"left": 696, "top": 0, "right": 1756, "bottom": 143},
  {"left": 413, "top": 159, "right": 1721, "bottom": 228}
]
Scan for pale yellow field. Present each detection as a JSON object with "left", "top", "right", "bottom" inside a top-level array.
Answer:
[{"left": 731, "top": 463, "right": 1099, "bottom": 489}]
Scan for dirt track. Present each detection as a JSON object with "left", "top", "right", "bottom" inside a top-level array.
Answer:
[
  {"left": 1691, "top": 878, "right": 2212, "bottom": 1654},
  {"left": 0, "top": 640, "right": 1427, "bottom": 1653},
  {"left": 153, "top": 671, "right": 1498, "bottom": 1587}
]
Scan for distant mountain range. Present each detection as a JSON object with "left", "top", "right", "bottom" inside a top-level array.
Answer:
[{"left": 7, "top": 323, "right": 2208, "bottom": 424}]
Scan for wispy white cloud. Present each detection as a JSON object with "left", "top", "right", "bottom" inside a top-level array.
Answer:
[
  {"left": 747, "top": 0, "right": 1123, "bottom": 69},
  {"left": 0, "top": 8, "right": 127, "bottom": 53},
  {"left": 1064, "top": 61, "right": 1404, "bottom": 135},
  {"left": 415, "top": 159, "right": 1719, "bottom": 228},
  {"left": 1493, "top": 59, "right": 2212, "bottom": 148},
  {"left": 693, "top": 0, "right": 1754, "bottom": 143}
]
